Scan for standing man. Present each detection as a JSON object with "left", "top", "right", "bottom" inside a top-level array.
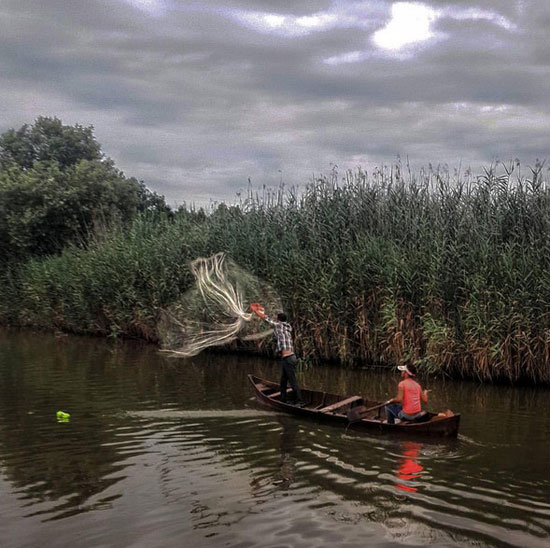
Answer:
[
  {"left": 252, "top": 304, "right": 303, "bottom": 407},
  {"left": 385, "top": 363, "right": 429, "bottom": 424}
]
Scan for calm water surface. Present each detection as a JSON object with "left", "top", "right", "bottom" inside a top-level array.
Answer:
[{"left": 1, "top": 330, "right": 549, "bottom": 548}]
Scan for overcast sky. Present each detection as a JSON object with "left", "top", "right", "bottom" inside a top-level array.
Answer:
[{"left": 1, "top": 1, "right": 548, "bottom": 206}]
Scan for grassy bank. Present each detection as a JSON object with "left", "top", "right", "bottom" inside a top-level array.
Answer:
[{"left": 3, "top": 163, "right": 550, "bottom": 383}]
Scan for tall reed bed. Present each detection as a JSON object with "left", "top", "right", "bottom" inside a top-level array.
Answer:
[
  {"left": 3, "top": 161, "right": 550, "bottom": 382},
  {"left": 4, "top": 212, "right": 208, "bottom": 339}
]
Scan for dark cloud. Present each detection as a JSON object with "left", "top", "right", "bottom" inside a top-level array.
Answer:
[{"left": 1, "top": 0, "right": 549, "bottom": 205}]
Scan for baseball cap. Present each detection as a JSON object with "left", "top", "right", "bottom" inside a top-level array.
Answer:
[{"left": 397, "top": 364, "right": 416, "bottom": 376}]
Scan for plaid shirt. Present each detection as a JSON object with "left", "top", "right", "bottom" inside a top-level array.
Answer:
[{"left": 264, "top": 316, "right": 294, "bottom": 354}]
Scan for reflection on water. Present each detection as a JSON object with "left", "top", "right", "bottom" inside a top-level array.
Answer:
[
  {"left": 395, "top": 441, "right": 424, "bottom": 493},
  {"left": 249, "top": 416, "right": 299, "bottom": 495},
  {"left": 272, "top": 416, "right": 299, "bottom": 490},
  {"left": 277, "top": 417, "right": 299, "bottom": 488},
  {"left": 1, "top": 330, "right": 550, "bottom": 548}
]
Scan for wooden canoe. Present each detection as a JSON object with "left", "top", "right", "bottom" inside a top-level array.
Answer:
[{"left": 248, "top": 374, "right": 460, "bottom": 438}]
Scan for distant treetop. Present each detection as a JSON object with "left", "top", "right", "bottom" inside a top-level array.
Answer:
[{"left": 0, "top": 116, "right": 102, "bottom": 170}]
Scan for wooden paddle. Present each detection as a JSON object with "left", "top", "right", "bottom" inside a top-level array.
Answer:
[{"left": 346, "top": 401, "right": 389, "bottom": 424}]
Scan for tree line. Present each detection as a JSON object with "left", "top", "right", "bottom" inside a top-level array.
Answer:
[
  {"left": 0, "top": 116, "right": 167, "bottom": 264},
  {"left": 2, "top": 117, "right": 550, "bottom": 384}
]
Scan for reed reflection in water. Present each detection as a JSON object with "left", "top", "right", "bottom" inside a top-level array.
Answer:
[{"left": 1, "top": 331, "right": 550, "bottom": 547}]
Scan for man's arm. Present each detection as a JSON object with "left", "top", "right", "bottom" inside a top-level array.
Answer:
[
  {"left": 252, "top": 304, "right": 275, "bottom": 325},
  {"left": 387, "top": 383, "right": 404, "bottom": 404},
  {"left": 263, "top": 315, "right": 276, "bottom": 326},
  {"left": 421, "top": 388, "right": 430, "bottom": 403}
]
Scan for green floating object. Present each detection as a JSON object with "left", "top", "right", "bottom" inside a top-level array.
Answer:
[{"left": 56, "top": 411, "right": 70, "bottom": 422}]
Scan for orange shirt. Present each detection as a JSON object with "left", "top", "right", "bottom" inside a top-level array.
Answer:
[{"left": 399, "top": 378, "right": 422, "bottom": 415}]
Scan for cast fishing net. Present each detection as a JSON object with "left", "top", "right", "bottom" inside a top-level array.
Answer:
[{"left": 158, "top": 252, "right": 281, "bottom": 357}]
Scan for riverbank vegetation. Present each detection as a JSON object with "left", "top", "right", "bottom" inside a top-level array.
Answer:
[
  {"left": 2, "top": 118, "right": 550, "bottom": 383},
  {"left": 0, "top": 117, "right": 167, "bottom": 264}
]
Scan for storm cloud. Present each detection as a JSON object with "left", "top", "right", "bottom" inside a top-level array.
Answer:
[{"left": 1, "top": 0, "right": 548, "bottom": 205}]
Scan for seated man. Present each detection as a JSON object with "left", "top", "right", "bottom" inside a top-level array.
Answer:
[{"left": 385, "top": 363, "right": 429, "bottom": 424}]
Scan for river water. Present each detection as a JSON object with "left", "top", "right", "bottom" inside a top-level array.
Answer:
[{"left": 0, "top": 330, "right": 549, "bottom": 548}]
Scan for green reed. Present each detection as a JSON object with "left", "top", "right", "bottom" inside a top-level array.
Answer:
[
  {"left": 6, "top": 212, "right": 207, "bottom": 339},
  {"left": 3, "top": 161, "right": 550, "bottom": 383}
]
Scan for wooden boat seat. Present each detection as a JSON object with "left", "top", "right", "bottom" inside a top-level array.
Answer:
[
  {"left": 320, "top": 395, "right": 362, "bottom": 413},
  {"left": 312, "top": 392, "right": 327, "bottom": 410},
  {"left": 269, "top": 388, "right": 293, "bottom": 399},
  {"left": 400, "top": 411, "right": 430, "bottom": 424}
]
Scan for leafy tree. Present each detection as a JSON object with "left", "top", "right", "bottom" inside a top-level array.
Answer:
[
  {"left": 0, "top": 117, "right": 168, "bottom": 264},
  {"left": 0, "top": 116, "right": 102, "bottom": 170}
]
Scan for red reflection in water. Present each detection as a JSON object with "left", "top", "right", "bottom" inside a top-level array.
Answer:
[{"left": 395, "top": 441, "right": 424, "bottom": 492}]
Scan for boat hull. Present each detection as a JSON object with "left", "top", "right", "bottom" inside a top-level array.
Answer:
[{"left": 248, "top": 374, "right": 460, "bottom": 438}]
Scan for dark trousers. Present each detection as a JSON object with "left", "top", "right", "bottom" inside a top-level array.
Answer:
[
  {"left": 385, "top": 403, "right": 423, "bottom": 424},
  {"left": 385, "top": 403, "right": 403, "bottom": 424},
  {"left": 280, "top": 354, "right": 301, "bottom": 403}
]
